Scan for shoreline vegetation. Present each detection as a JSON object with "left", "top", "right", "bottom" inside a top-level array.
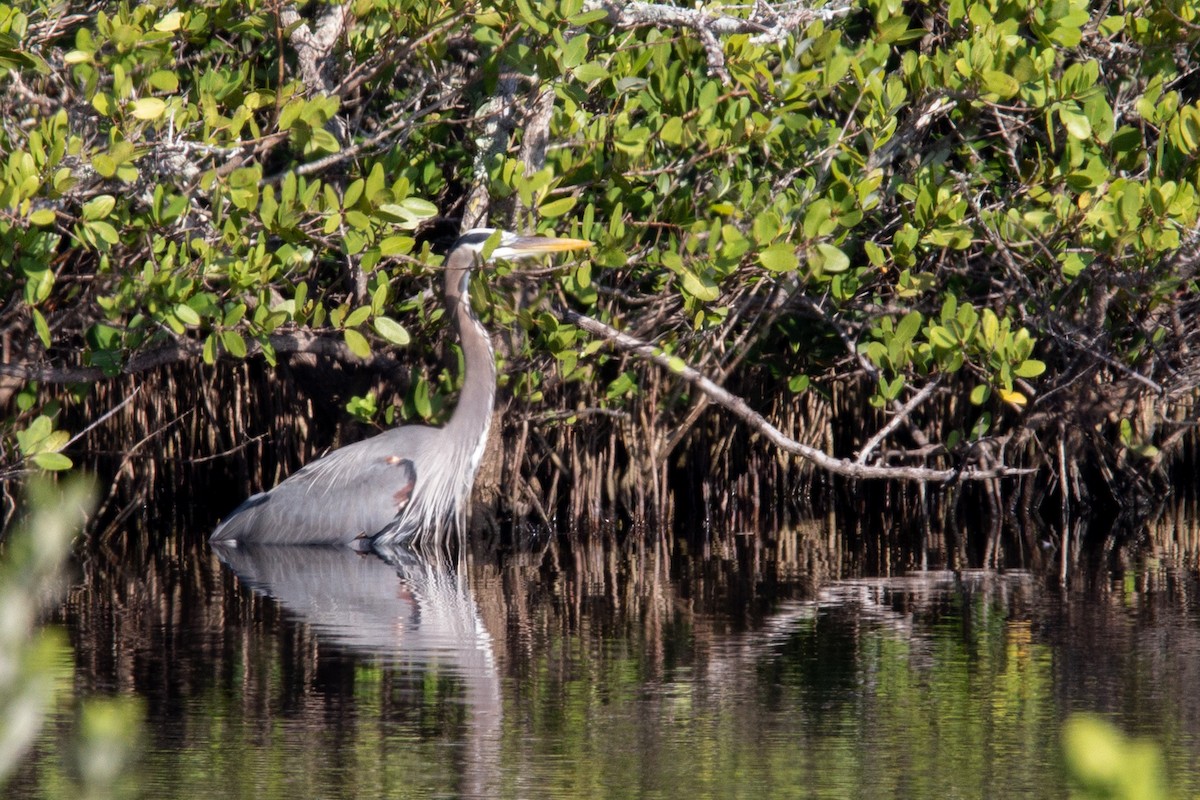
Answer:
[{"left": 0, "top": 0, "right": 1197, "bottom": 548}]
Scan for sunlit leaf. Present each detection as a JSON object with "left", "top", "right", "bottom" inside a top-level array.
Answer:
[
  {"left": 222, "top": 331, "right": 247, "bottom": 358},
  {"left": 344, "top": 328, "right": 371, "bottom": 359},
  {"left": 81, "top": 195, "right": 115, "bottom": 221},
  {"left": 1014, "top": 359, "right": 1046, "bottom": 378},
  {"left": 174, "top": 304, "right": 201, "bottom": 327},
  {"left": 130, "top": 97, "right": 167, "bottom": 120},
  {"left": 154, "top": 11, "right": 184, "bottom": 31},
  {"left": 539, "top": 196, "right": 577, "bottom": 218},
  {"left": 373, "top": 317, "right": 411, "bottom": 346},
  {"left": 997, "top": 388, "right": 1027, "bottom": 406},
  {"left": 32, "top": 452, "right": 73, "bottom": 471},
  {"left": 759, "top": 243, "right": 798, "bottom": 273},
  {"left": 29, "top": 208, "right": 55, "bottom": 226}
]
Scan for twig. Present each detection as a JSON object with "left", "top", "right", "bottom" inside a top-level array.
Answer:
[
  {"left": 855, "top": 377, "right": 940, "bottom": 465},
  {"left": 187, "top": 433, "right": 270, "bottom": 464},
  {"left": 525, "top": 407, "right": 632, "bottom": 423},
  {"left": 62, "top": 386, "right": 143, "bottom": 449}
]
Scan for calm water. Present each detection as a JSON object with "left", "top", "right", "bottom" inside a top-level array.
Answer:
[{"left": 9, "top": 510, "right": 1200, "bottom": 799}]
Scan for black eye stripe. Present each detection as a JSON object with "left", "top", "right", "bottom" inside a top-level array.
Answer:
[{"left": 455, "top": 231, "right": 494, "bottom": 249}]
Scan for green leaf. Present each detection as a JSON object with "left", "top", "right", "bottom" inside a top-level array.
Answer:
[
  {"left": 148, "top": 70, "right": 179, "bottom": 92},
  {"left": 82, "top": 195, "right": 116, "bottom": 221},
  {"left": 895, "top": 311, "right": 922, "bottom": 344},
  {"left": 1013, "top": 359, "right": 1046, "bottom": 378},
  {"left": 660, "top": 117, "right": 683, "bottom": 145},
  {"left": 344, "top": 306, "right": 372, "bottom": 328},
  {"left": 759, "top": 243, "right": 798, "bottom": 273},
  {"left": 365, "top": 163, "right": 386, "bottom": 202},
  {"left": 399, "top": 197, "right": 439, "bottom": 218},
  {"left": 414, "top": 377, "right": 432, "bottom": 418},
  {"left": 572, "top": 61, "right": 609, "bottom": 82},
  {"left": 154, "top": 10, "right": 184, "bottom": 31},
  {"left": 679, "top": 269, "right": 719, "bottom": 302},
  {"left": 29, "top": 208, "right": 56, "bottom": 226},
  {"left": 32, "top": 308, "right": 51, "bottom": 348},
  {"left": 928, "top": 325, "right": 956, "bottom": 349},
  {"left": 222, "top": 330, "right": 247, "bottom": 358},
  {"left": 373, "top": 316, "right": 411, "bottom": 346},
  {"left": 33, "top": 452, "right": 73, "bottom": 471},
  {"left": 175, "top": 303, "right": 201, "bottom": 327},
  {"left": 92, "top": 154, "right": 116, "bottom": 178},
  {"left": 811, "top": 243, "right": 850, "bottom": 274},
  {"left": 970, "top": 384, "right": 990, "bottom": 405},
  {"left": 344, "top": 178, "right": 365, "bottom": 208},
  {"left": 539, "top": 196, "right": 577, "bottom": 218},
  {"left": 379, "top": 235, "right": 414, "bottom": 256},
  {"left": 567, "top": 8, "right": 609, "bottom": 24},
  {"left": 1059, "top": 106, "right": 1091, "bottom": 140},
  {"left": 86, "top": 221, "right": 119, "bottom": 245},
  {"left": 130, "top": 97, "right": 167, "bottom": 120},
  {"left": 981, "top": 70, "right": 1019, "bottom": 98},
  {"left": 309, "top": 127, "right": 340, "bottom": 153},
  {"left": 980, "top": 309, "right": 999, "bottom": 347},
  {"left": 559, "top": 33, "right": 589, "bottom": 69},
  {"left": 93, "top": 92, "right": 113, "bottom": 116},
  {"left": 344, "top": 328, "right": 371, "bottom": 358},
  {"left": 345, "top": 210, "right": 371, "bottom": 231}
]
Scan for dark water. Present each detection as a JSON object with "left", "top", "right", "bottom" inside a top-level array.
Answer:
[{"left": 10, "top": 507, "right": 1200, "bottom": 799}]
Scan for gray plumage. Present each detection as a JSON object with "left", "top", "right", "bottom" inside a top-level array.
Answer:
[{"left": 209, "top": 228, "right": 591, "bottom": 548}]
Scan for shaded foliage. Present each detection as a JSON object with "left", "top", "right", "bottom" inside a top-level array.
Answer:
[{"left": 0, "top": 0, "right": 1197, "bottom": 530}]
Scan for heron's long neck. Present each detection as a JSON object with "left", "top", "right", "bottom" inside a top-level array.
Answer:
[{"left": 443, "top": 264, "right": 495, "bottom": 466}]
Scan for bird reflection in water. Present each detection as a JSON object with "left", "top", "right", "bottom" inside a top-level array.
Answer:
[{"left": 211, "top": 542, "right": 500, "bottom": 797}]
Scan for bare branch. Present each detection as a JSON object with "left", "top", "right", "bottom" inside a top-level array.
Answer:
[
  {"left": 562, "top": 308, "right": 1033, "bottom": 482},
  {"left": 584, "top": 0, "right": 852, "bottom": 80},
  {"left": 63, "top": 386, "right": 143, "bottom": 449},
  {"left": 855, "top": 377, "right": 941, "bottom": 465},
  {"left": 514, "top": 87, "right": 559, "bottom": 221},
  {"left": 278, "top": 2, "right": 354, "bottom": 96},
  {"left": 462, "top": 71, "right": 524, "bottom": 230}
]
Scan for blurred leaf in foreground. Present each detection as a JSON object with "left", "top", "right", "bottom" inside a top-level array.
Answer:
[
  {"left": 0, "top": 479, "right": 143, "bottom": 799},
  {"left": 1063, "top": 713, "right": 1166, "bottom": 800}
]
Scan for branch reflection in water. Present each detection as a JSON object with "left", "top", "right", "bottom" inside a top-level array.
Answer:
[{"left": 211, "top": 543, "right": 501, "bottom": 799}]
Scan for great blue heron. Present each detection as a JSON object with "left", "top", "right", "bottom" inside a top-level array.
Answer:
[{"left": 209, "top": 228, "right": 591, "bottom": 548}]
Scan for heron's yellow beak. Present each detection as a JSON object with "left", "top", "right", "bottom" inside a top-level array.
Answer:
[{"left": 503, "top": 235, "right": 593, "bottom": 256}]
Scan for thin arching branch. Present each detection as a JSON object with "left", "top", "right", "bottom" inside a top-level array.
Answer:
[{"left": 561, "top": 308, "right": 1033, "bottom": 483}]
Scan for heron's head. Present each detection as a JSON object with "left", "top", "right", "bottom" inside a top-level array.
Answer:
[{"left": 454, "top": 228, "right": 592, "bottom": 264}]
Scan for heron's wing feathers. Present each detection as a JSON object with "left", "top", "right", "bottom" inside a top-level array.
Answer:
[{"left": 210, "top": 434, "right": 420, "bottom": 545}]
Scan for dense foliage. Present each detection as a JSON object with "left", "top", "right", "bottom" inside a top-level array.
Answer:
[{"left": 1, "top": 0, "right": 1197, "bottom": 521}]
